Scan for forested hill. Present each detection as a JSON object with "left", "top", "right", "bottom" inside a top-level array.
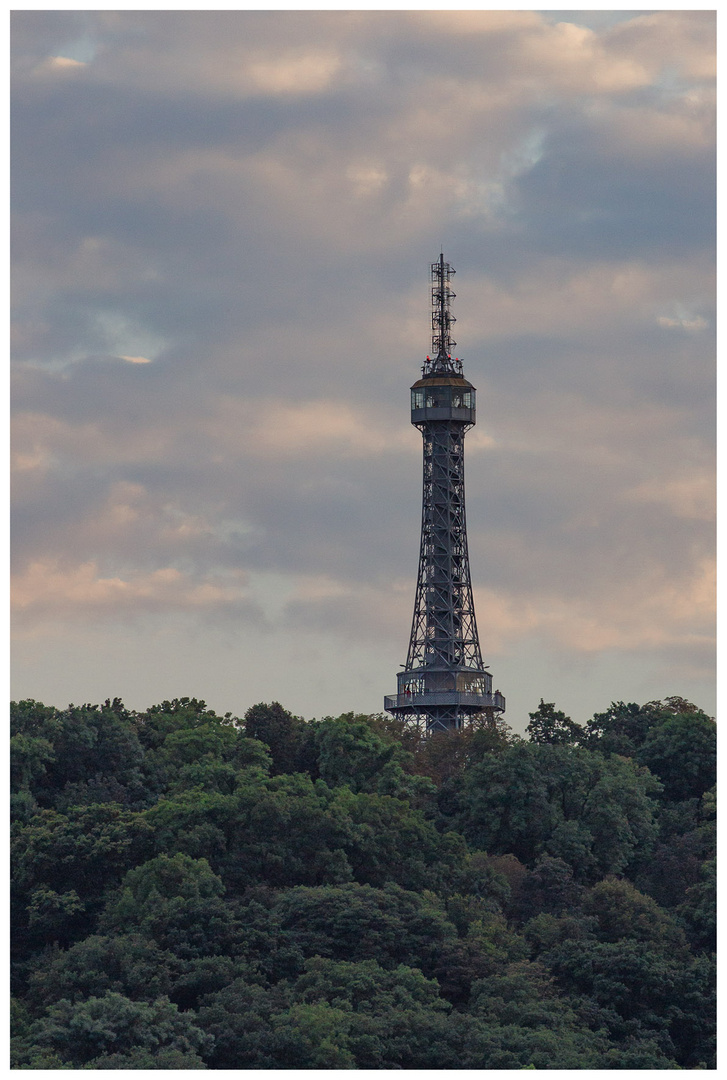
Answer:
[{"left": 11, "top": 695, "right": 715, "bottom": 1069}]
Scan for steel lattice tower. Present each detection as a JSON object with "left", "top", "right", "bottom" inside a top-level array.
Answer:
[{"left": 385, "top": 255, "right": 505, "bottom": 734}]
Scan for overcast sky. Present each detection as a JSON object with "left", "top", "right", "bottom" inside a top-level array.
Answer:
[{"left": 11, "top": 8, "right": 715, "bottom": 732}]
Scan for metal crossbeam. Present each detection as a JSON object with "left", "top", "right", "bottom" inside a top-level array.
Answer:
[{"left": 407, "top": 422, "right": 481, "bottom": 670}]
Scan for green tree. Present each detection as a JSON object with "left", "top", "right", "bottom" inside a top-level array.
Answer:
[
  {"left": 514, "top": 855, "right": 584, "bottom": 921},
  {"left": 268, "top": 881, "right": 457, "bottom": 975},
  {"left": 443, "top": 849, "right": 513, "bottom": 912},
  {"left": 457, "top": 742, "right": 659, "bottom": 880},
  {"left": 332, "top": 785, "right": 458, "bottom": 892},
  {"left": 583, "top": 697, "right": 708, "bottom": 761},
  {"left": 26, "top": 887, "right": 85, "bottom": 944},
  {"left": 581, "top": 877, "right": 688, "bottom": 950},
  {"left": 312, "top": 714, "right": 432, "bottom": 801},
  {"left": 543, "top": 938, "right": 714, "bottom": 1067},
  {"left": 26, "top": 934, "right": 174, "bottom": 1009},
  {"left": 12, "top": 803, "right": 153, "bottom": 961},
  {"left": 467, "top": 961, "right": 612, "bottom": 1068},
  {"left": 523, "top": 911, "right": 596, "bottom": 958},
  {"left": 12, "top": 804, "right": 153, "bottom": 901},
  {"left": 433, "top": 903, "right": 528, "bottom": 1004},
  {"left": 526, "top": 700, "right": 583, "bottom": 745},
  {"left": 198, "top": 958, "right": 462, "bottom": 1070},
  {"left": 10, "top": 733, "right": 55, "bottom": 795},
  {"left": 279, "top": 957, "right": 458, "bottom": 1069},
  {"left": 636, "top": 711, "right": 716, "bottom": 803},
  {"left": 146, "top": 771, "right": 457, "bottom": 896},
  {"left": 133, "top": 698, "right": 256, "bottom": 801},
  {"left": 242, "top": 701, "right": 311, "bottom": 775},
  {"left": 11, "top": 699, "right": 146, "bottom": 809},
  {"left": 9, "top": 690, "right": 716, "bottom": 1070},
  {"left": 10, "top": 699, "right": 62, "bottom": 745},
  {"left": 406, "top": 720, "right": 515, "bottom": 787},
  {"left": 584, "top": 700, "right": 658, "bottom": 756},
  {"left": 17, "top": 991, "right": 212, "bottom": 1068},
  {"left": 134, "top": 697, "right": 226, "bottom": 751},
  {"left": 315, "top": 715, "right": 400, "bottom": 790},
  {"left": 99, "top": 853, "right": 243, "bottom": 963},
  {"left": 144, "top": 772, "right": 352, "bottom": 890},
  {"left": 634, "top": 817, "right": 714, "bottom": 910},
  {"left": 678, "top": 856, "right": 716, "bottom": 952}
]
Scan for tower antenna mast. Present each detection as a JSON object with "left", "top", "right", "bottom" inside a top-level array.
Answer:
[{"left": 426, "top": 253, "right": 461, "bottom": 376}]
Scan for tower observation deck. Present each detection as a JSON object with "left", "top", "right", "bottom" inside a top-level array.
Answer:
[{"left": 384, "top": 254, "right": 505, "bottom": 734}]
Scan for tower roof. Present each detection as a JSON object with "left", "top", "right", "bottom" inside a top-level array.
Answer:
[{"left": 410, "top": 374, "right": 475, "bottom": 389}]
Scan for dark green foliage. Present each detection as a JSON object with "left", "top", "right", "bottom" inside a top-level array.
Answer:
[
  {"left": 241, "top": 701, "right": 312, "bottom": 775},
  {"left": 514, "top": 855, "right": 584, "bottom": 920},
  {"left": 12, "top": 803, "right": 154, "bottom": 963},
  {"left": 312, "top": 715, "right": 419, "bottom": 796},
  {"left": 581, "top": 877, "right": 688, "bottom": 950},
  {"left": 636, "top": 711, "right": 716, "bottom": 802},
  {"left": 26, "top": 935, "right": 175, "bottom": 1008},
  {"left": 198, "top": 958, "right": 460, "bottom": 1069},
  {"left": 276, "top": 883, "right": 455, "bottom": 966},
  {"left": 526, "top": 699, "right": 584, "bottom": 745},
  {"left": 10, "top": 694, "right": 715, "bottom": 1069},
  {"left": 678, "top": 856, "right": 717, "bottom": 952},
  {"left": 275, "top": 957, "right": 453, "bottom": 1069},
  {"left": 542, "top": 937, "right": 713, "bottom": 1066},
  {"left": 583, "top": 700, "right": 658, "bottom": 756},
  {"left": 467, "top": 961, "right": 613, "bottom": 1068},
  {"left": 142, "top": 770, "right": 453, "bottom": 894},
  {"left": 11, "top": 698, "right": 147, "bottom": 810},
  {"left": 13, "top": 991, "right": 212, "bottom": 1068},
  {"left": 633, "top": 816, "right": 714, "bottom": 910},
  {"left": 405, "top": 719, "right": 515, "bottom": 786},
  {"left": 135, "top": 697, "right": 226, "bottom": 751},
  {"left": 583, "top": 696, "right": 713, "bottom": 772},
  {"left": 454, "top": 741, "right": 660, "bottom": 880},
  {"left": 13, "top": 804, "right": 153, "bottom": 900},
  {"left": 99, "top": 854, "right": 244, "bottom": 961}
]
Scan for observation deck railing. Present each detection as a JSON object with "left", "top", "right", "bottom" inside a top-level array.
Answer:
[{"left": 384, "top": 690, "right": 506, "bottom": 713}]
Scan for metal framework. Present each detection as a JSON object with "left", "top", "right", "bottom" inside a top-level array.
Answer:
[
  {"left": 385, "top": 255, "right": 505, "bottom": 734},
  {"left": 429, "top": 252, "right": 458, "bottom": 370}
]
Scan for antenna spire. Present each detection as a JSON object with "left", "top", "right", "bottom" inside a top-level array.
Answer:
[{"left": 426, "top": 253, "right": 460, "bottom": 376}]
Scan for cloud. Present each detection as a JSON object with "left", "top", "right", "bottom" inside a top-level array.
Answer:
[
  {"left": 12, "top": 558, "right": 257, "bottom": 629},
  {"left": 624, "top": 471, "right": 714, "bottom": 521},
  {"left": 246, "top": 50, "right": 342, "bottom": 96},
  {"left": 48, "top": 56, "right": 86, "bottom": 70},
  {"left": 207, "top": 398, "right": 419, "bottom": 459},
  {"left": 461, "top": 256, "right": 713, "bottom": 341},
  {"left": 603, "top": 11, "right": 716, "bottom": 84},
  {"left": 656, "top": 313, "right": 709, "bottom": 331}
]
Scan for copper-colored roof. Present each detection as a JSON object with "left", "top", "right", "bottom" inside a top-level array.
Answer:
[{"left": 410, "top": 375, "right": 475, "bottom": 389}]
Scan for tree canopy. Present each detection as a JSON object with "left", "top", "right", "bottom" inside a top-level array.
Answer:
[{"left": 11, "top": 694, "right": 715, "bottom": 1069}]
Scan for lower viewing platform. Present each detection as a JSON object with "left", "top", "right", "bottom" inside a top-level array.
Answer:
[{"left": 384, "top": 690, "right": 506, "bottom": 714}]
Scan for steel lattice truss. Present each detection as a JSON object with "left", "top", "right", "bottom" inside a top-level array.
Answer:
[
  {"left": 406, "top": 422, "right": 483, "bottom": 672},
  {"left": 385, "top": 255, "right": 505, "bottom": 734}
]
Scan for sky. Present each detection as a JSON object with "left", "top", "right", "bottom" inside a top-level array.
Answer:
[{"left": 11, "top": 8, "right": 716, "bottom": 733}]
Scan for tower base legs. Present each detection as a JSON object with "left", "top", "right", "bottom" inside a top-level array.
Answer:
[{"left": 389, "top": 708, "right": 501, "bottom": 736}]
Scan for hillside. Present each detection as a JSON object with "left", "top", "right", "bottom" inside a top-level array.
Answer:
[{"left": 11, "top": 695, "right": 716, "bottom": 1069}]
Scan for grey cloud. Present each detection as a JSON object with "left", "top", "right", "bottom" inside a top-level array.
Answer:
[{"left": 513, "top": 123, "right": 715, "bottom": 259}]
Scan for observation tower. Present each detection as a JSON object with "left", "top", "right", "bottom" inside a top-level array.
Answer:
[{"left": 384, "top": 254, "right": 505, "bottom": 734}]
